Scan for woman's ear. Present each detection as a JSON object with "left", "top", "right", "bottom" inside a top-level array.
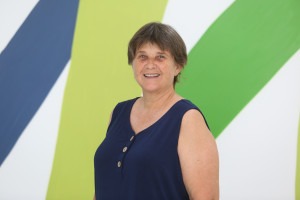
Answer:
[{"left": 175, "top": 65, "right": 183, "bottom": 76}]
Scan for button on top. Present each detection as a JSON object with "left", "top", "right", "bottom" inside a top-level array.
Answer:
[
  {"left": 123, "top": 147, "right": 128, "bottom": 152},
  {"left": 130, "top": 136, "right": 134, "bottom": 141},
  {"left": 117, "top": 161, "right": 122, "bottom": 167}
]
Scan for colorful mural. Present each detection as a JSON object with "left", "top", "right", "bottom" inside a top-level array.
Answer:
[{"left": 0, "top": 0, "right": 299, "bottom": 199}]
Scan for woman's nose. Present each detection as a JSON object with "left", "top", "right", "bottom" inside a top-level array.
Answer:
[{"left": 145, "top": 59, "right": 157, "bottom": 69}]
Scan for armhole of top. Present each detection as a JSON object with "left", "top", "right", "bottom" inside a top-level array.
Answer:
[
  {"left": 182, "top": 106, "right": 210, "bottom": 131},
  {"left": 195, "top": 108, "right": 210, "bottom": 130},
  {"left": 180, "top": 100, "right": 210, "bottom": 130},
  {"left": 105, "top": 103, "right": 120, "bottom": 135},
  {"left": 110, "top": 103, "right": 120, "bottom": 121}
]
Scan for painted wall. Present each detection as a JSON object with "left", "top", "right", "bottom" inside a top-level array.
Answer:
[{"left": 0, "top": 0, "right": 299, "bottom": 199}]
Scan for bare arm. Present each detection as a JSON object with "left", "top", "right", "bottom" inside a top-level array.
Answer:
[{"left": 178, "top": 109, "right": 219, "bottom": 200}]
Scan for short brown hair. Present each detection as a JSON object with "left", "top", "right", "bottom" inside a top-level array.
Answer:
[{"left": 128, "top": 22, "right": 187, "bottom": 85}]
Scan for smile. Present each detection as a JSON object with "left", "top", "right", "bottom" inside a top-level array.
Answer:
[{"left": 144, "top": 73, "right": 160, "bottom": 78}]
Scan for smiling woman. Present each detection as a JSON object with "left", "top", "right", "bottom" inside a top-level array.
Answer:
[
  {"left": 94, "top": 22, "right": 219, "bottom": 200},
  {"left": 128, "top": 22, "right": 187, "bottom": 86},
  {"left": 132, "top": 43, "right": 181, "bottom": 93}
]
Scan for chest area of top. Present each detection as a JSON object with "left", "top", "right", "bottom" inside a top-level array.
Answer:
[{"left": 130, "top": 109, "right": 163, "bottom": 134}]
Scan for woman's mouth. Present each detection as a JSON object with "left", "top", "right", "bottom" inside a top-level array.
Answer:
[{"left": 144, "top": 73, "right": 160, "bottom": 78}]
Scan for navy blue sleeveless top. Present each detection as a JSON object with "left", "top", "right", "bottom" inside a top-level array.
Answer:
[{"left": 94, "top": 98, "right": 207, "bottom": 200}]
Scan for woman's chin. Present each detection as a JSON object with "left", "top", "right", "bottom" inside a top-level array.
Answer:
[{"left": 141, "top": 86, "right": 161, "bottom": 94}]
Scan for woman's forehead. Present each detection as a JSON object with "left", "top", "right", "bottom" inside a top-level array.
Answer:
[{"left": 137, "top": 42, "right": 170, "bottom": 53}]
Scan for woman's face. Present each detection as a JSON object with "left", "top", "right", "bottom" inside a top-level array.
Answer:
[{"left": 132, "top": 42, "right": 182, "bottom": 94}]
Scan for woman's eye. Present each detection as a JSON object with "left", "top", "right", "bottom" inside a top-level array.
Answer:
[
  {"left": 139, "top": 55, "right": 147, "bottom": 59},
  {"left": 158, "top": 55, "right": 165, "bottom": 59}
]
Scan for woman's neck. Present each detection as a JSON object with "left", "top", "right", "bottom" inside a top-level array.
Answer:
[{"left": 140, "top": 89, "right": 181, "bottom": 110}]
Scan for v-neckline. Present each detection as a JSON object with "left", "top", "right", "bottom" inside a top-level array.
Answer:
[{"left": 128, "top": 97, "right": 185, "bottom": 136}]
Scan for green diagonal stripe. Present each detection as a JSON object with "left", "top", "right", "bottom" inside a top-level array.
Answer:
[
  {"left": 46, "top": 1, "right": 168, "bottom": 199},
  {"left": 177, "top": 0, "right": 300, "bottom": 137}
]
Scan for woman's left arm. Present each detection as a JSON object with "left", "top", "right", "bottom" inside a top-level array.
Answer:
[{"left": 178, "top": 109, "right": 219, "bottom": 200}]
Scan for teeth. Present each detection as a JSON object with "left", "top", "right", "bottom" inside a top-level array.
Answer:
[{"left": 144, "top": 73, "right": 160, "bottom": 77}]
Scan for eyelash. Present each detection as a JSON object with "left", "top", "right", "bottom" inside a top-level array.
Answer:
[{"left": 137, "top": 55, "right": 165, "bottom": 60}]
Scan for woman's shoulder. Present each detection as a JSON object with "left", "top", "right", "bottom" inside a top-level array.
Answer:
[
  {"left": 116, "top": 97, "right": 139, "bottom": 108},
  {"left": 173, "top": 99, "right": 202, "bottom": 114},
  {"left": 118, "top": 97, "right": 139, "bottom": 104},
  {"left": 112, "top": 97, "right": 139, "bottom": 114},
  {"left": 178, "top": 99, "right": 199, "bottom": 109},
  {"left": 177, "top": 99, "right": 210, "bottom": 129}
]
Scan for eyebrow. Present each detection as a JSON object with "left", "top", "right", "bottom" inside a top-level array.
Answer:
[
  {"left": 136, "top": 51, "right": 146, "bottom": 54},
  {"left": 136, "top": 51, "right": 167, "bottom": 55}
]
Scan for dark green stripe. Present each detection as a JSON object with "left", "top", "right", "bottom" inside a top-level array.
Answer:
[{"left": 176, "top": 0, "right": 300, "bottom": 137}]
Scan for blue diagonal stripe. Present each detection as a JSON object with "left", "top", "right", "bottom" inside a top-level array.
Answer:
[{"left": 0, "top": 0, "right": 79, "bottom": 165}]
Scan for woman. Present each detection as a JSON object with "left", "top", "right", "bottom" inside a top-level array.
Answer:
[{"left": 94, "top": 22, "right": 219, "bottom": 200}]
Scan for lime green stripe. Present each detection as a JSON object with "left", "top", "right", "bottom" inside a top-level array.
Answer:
[
  {"left": 296, "top": 115, "right": 300, "bottom": 200},
  {"left": 176, "top": 0, "right": 300, "bottom": 138},
  {"left": 46, "top": 1, "right": 168, "bottom": 199}
]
